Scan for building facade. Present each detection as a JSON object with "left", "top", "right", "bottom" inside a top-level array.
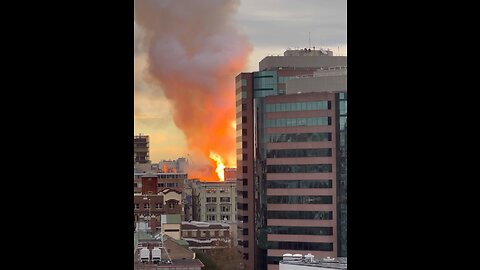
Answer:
[
  {"left": 181, "top": 221, "right": 237, "bottom": 250},
  {"left": 191, "top": 180, "right": 237, "bottom": 223},
  {"left": 134, "top": 134, "right": 150, "bottom": 164},
  {"left": 134, "top": 174, "right": 184, "bottom": 234},
  {"left": 235, "top": 49, "right": 347, "bottom": 270}
]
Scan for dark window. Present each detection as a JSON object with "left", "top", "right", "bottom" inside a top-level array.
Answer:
[
  {"left": 267, "top": 211, "right": 333, "bottom": 220},
  {"left": 242, "top": 129, "right": 247, "bottom": 136},
  {"left": 242, "top": 116, "right": 247, "bottom": 123},
  {"left": 267, "top": 226, "right": 333, "bottom": 235},
  {"left": 242, "top": 166, "right": 248, "bottom": 173},
  {"left": 266, "top": 180, "right": 332, "bottom": 189},
  {"left": 268, "top": 241, "right": 333, "bottom": 251},
  {"left": 267, "top": 148, "right": 332, "bottom": 158},
  {"left": 267, "top": 196, "right": 333, "bottom": 204},
  {"left": 267, "top": 164, "right": 332, "bottom": 173},
  {"left": 266, "top": 132, "right": 332, "bottom": 143}
]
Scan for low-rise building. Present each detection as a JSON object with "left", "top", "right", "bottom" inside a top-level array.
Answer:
[
  {"left": 181, "top": 221, "right": 238, "bottom": 250},
  {"left": 191, "top": 180, "right": 237, "bottom": 223}
]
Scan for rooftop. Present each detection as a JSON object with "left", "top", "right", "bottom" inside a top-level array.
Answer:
[{"left": 280, "top": 256, "right": 347, "bottom": 269}]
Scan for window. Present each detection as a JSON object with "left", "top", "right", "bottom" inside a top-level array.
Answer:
[
  {"left": 207, "top": 215, "right": 216, "bottom": 221},
  {"left": 156, "top": 203, "right": 162, "bottom": 209},
  {"left": 266, "top": 132, "right": 332, "bottom": 143},
  {"left": 267, "top": 196, "right": 333, "bottom": 204},
  {"left": 206, "top": 197, "right": 217, "bottom": 203},
  {"left": 267, "top": 164, "right": 332, "bottom": 173},
  {"left": 265, "top": 117, "right": 330, "bottom": 128},
  {"left": 267, "top": 241, "right": 333, "bottom": 251},
  {"left": 220, "top": 197, "right": 230, "bottom": 203},
  {"left": 267, "top": 148, "right": 332, "bottom": 158},
  {"left": 266, "top": 180, "right": 332, "bottom": 189},
  {"left": 134, "top": 204, "right": 139, "bottom": 209},
  {"left": 144, "top": 203, "right": 150, "bottom": 209},
  {"left": 207, "top": 205, "right": 216, "bottom": 212},
  {"left": 242, "top": 166, "right": 248, "bottom": 173},
  {"left": 267, "top": 211, "right": 333, "bottom": 220},
  {"left": 134, "top": 183, "right": 138, "bottom": 188},
  {"left": 221, "top": 215, "right": 230, "bottom": 221},
  {"left": 221, "top": 205, "right": 231, "bottom": 212},
  {"left": 267, "top": 226, "right": 333, "bottom": 235}
]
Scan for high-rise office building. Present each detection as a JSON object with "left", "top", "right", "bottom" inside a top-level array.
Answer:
[{"left": 235, "top": 49, "right": 347, "bottom": 270}]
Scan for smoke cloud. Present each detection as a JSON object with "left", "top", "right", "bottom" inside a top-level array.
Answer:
[{"left": 135, "top": 0, "right": 251, "bottom": 180}]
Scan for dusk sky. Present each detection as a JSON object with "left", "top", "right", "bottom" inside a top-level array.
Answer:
[{"left": 134, "top": 0, "right": 347, "bottom": 164}]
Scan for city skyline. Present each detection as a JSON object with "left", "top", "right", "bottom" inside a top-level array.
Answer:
[{"left": 134, "top": 0, "right": 347, "bottom": 178}]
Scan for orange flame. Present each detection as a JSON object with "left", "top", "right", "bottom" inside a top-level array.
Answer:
[{"left": 209, "top": 151, "right": 226, "bottom": 181}]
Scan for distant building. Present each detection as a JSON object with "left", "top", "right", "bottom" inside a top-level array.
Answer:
[
  {"left": 159, "top": 158, "right": 188, "bottom": 173},
  {"left": 134, "top": 172, "right": 187, "bottom": 194},
  {"left": 191, "top": 180, "right": 237, "bottom": 223},
  {"left": 224, "top": 168, "right": 237, "bottom": 182},
  {"left": 134, "top": 134, "right": 150, "bottom": 164},
  {"left": 181, "top": 221, "right": 237, "bottom": 250}
]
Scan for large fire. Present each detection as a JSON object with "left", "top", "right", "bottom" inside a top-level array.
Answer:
[
  {"left": 209, "top": 151, "right": 226, "bottom": 181},
  {"left": 135, "top": 0, "right": 251, "bottom": 181}
]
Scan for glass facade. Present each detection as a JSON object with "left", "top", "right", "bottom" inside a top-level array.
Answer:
[
  {"left": 266, "top": 195, "right": 333, "bottom": 204},
  {"left": 266, "top": 132, "right": 332, "bottom": 143},
  {"left": 336, "top": 92, "right": 348, "bottom": 257},
  {"left": 267, "top": 241, "right": 333, "bottom": 251},
  {"left": 267, "top": 211, "right": 333, "bottom": 220},
  {"left": 267, "top": 164, "right": 332, "bottom": 173},
  {"left": 266, "top": 101, "right": 329, "bottom": 112},
  {"left": 266, "top": 179, "right": 332, "bottom": 189},
  {"left": 265, "top": 117, "right": 330, "bottom": 128},
  {"left": 266, "top": 148, "right": 332, "bottom": 158},
  {"left": 267, "top": 226, "right": 333, "bottom": 235}
]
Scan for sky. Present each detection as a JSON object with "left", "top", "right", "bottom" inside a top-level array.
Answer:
[{"left": 134, "top": 0, "right": 347, "bottom": 163}]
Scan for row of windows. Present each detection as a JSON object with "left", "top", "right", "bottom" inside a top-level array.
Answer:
[
  {"left": 207, "top": 206, "right": 232, "bottom": 212},
  {"left": 265, "top": 117, "right": 330, "bottom": 128},
  {"left": 266, "top": 101, "right": 330, "bottom": 112},
  {"left": 267, "top": 211, "right": 333, "bottom": 220},
  {"left": 266, "top": 132, "right": 332, "bottom": 143},
  {"left": 267, "top": 226, "right": 333, "bottom": 235},
  {"left": 266, "top": 180, "right": 332, "bottom": 189},
  {"left": 267, "top": 196, "right": 333, "bottom": 204},
  {"left": 267, "top": 148, "right": 332, "bottom": 158},
  {"left": 267, "top": 164, "right": 332, "bottom": 173},
  {"left": 206, "top": 197, "right": 231, "bottom": 203},
  {"left": 205, "top": 215, "right": 231, "bottom": 221},
  {"left": 268, "top": 241, "right": 333, "bottom": 251},
  {"left": 134, "top": 203, "right": 176, "bottom": 209},
  {"left": 236, "top": 91, "right": 247, "bottom": 101}
]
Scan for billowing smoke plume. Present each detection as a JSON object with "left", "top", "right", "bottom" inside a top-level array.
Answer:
[{"left": 135, "top": 0, "right": 251, "bottom": 180}]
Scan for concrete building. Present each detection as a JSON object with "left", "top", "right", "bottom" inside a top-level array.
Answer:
[
  {"left": 134, "top": 172, "right": 187, "bottom": 194},
  {"left": 134, "top": 134, "right": 150, "bottom": 164},
  {"left": 159, "top": 157, "right": 188, "bottom": 173},
  {"left": 191, "top": 180, "right": 237, "bottom": 223},
  {"left": 235, "top": 49, "right": 347, "bottom": 270},
  {"left": 134, "top": 174, "right": 184, "bottom": 234},
  {"left": 181, "top": 221, "right": 237, "bottom": 250}
]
